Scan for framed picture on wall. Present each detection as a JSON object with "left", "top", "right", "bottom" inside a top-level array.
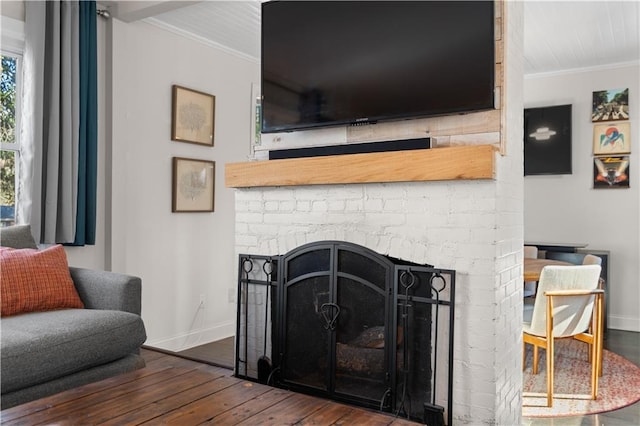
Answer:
[
  {"left": 591, "top": 88, "right": 629, "bottom": 122},
  {"left": 593, "top": 122, "right": 630, "bottom": 155},
  {"left": 593, "top": 156, "right": 630, "bottom": 189},
  {"left": 172, "top": 157, "right": 215, "bottom": 212},
  {"left": 171, "top": 85, "right": 216, "bottom": 146},
  {"left": 524, "top": 104, "right": 572, "bottom": 176}
]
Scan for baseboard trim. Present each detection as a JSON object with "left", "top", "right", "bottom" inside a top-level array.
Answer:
[
  {"left": 608, "top": 315, "right": 640, "bottom": 332},
  {"left": 146, "top": 321, "right": 235, "bottom": 352},
  {"left": 142, "top": 345, "right": 233, "bottom": 370}
]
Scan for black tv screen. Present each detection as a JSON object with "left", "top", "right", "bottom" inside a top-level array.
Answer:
[
  {"left": 261, "top": 1, "right": 496, "bottom": 133},
  {"left": 524, "top": 105, "right": 572, "bottom": 176}
]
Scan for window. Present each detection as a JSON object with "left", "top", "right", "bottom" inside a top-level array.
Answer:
[{"left": 1, "top": 52, "right": 21, "bottom": 227}]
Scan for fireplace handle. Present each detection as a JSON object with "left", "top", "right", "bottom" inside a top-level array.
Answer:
[{"left": 320, "top": 303, "right": 341, "bottom": 330}]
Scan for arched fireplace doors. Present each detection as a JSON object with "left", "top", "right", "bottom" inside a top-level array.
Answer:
[{"left": 235, "top": 240, "right": 455, "bottom": 425}]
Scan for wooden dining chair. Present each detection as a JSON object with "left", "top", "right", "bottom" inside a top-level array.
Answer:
[
  {"left": 522, "top": 264, "right": 604, "bottom": 407},
  {"left": 582, "top": 254, "right": 605, "bottom": 375}
]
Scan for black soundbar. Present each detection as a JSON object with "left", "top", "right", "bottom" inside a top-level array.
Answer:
[{"left": 268, "top": 137, "right": 431, "bottom": 160}]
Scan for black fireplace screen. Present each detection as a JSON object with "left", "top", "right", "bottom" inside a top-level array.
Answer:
[{"left": 235, "top": 241, "right": 455, "bottom": 425}]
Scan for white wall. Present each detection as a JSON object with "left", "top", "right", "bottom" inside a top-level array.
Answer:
[
  {"left": 524, "top": 64, "right": 640, "bottom": 331},
  {"left": 1, "top": 2, "right": 259, "bottom": 351},
  {"left": 110, "top": 18, "right": 259, "bottom": 350}
]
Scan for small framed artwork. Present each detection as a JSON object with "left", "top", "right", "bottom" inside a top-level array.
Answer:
[
  {"left": 593, "top": 122, "right": 630, "bottom": 155},
  {"left": 171, "top": 85, "right": 215, "bottom": 146},
  {"left": 172, "top": 157, "right": 215, "bottom": 212},
  {"left": 592, "top": 88, "right": 629, "bottom": 122},
  {"left": 593, "top": 156, "right": 630, "bottom": 189}
]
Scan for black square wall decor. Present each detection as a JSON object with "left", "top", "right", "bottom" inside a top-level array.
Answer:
[{"left": 524, "top": 104, "right": 572, "bottom": 176}]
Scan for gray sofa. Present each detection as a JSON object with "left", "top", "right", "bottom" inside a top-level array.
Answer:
[{"left": 1, "top": 225, "right": 147, "bottom": 409}]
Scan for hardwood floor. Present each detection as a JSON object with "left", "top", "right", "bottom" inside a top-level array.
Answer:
[
  {"left": 175, "top": 336, "right": 235, "bottom": 369},
  {"left": 0, "top": 348, "right": 419, "bottom": 425},
  {"left": 2, "top": 330, "right": 637, "bottom": 425}
]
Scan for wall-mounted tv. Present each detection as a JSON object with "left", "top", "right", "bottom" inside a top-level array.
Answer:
[
  {"left": 261, "top": 1, "right": 496, "bottom": 134},
  {"left": 524, "top": 104, "right": 572, "bottom": 176}
]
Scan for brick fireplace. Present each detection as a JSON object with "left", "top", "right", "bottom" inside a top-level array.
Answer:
[
  {"left": 227, "top": 3, "right": 524, "bottom": 423},
  {"left": 231, "top": 167, "right": 523, "bottom": 423}
]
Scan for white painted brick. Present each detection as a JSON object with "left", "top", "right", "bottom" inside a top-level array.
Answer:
[
  {"left": 383, "top": 198, "right": 403, "bottom": 211},
  {"left": 248, "top": 223, "right": 277, "bottom": 236},
  {"left": 268, "top": 239, "right": 278, "bottom": 254},
  {"left": 331, "top": 185, "right": 365, "bottom": 199},
  {"left": 364, "top": 212, "right": 405, "bottom": 227},
  {"left": 264, "top": 201, "right": 279, "bottom": 211},
  {"left": 296, "top": 200, "right": 312, "bottom": 211},
  {"left": 311, "top": 200, "right": 328, "bottom": 212},
  {"left": 263, "top": 189, "right": 295, "bottom": 201},
  {"left": 404, "top": 181, "right": 447, "bottom": 198},
  {"left": 235, "top": 189, "right": 261, "bottom": 202},
  {"left": 344, "top": 229, "right": 367, "bottom": 246},
  {"left": 236, "top": 223, "right": 249, "bottom": 234},
  {"left": 364, "top": 198, "right": 384, "bottom": 211},
  {"left": 403, "top": 198, "right": 427, "bottom": 213},
  {"left": 247, "top": 200, "right": 264, "bottom": 212},
  {"left": 236, "top": 212, "right": 263, "bottom": 224},
  {"left": 345, "top": 199, "right": 364, "bottom": 211},
  {"left": 279, "top": 200, "right": 296, "bottom": 211},
  {"left": 327, "top": 199, "right": 346, "bottom": 211},
  {"left": 236, "top": 234, "right": 258, "bottom": 247},
  {"left": 363, "top": 183, "right": 398, "bottom": 199}
]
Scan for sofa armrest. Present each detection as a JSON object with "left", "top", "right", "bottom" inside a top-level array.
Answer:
[{"left": 69, "top": 267, "right": 142, "bottom": 315}]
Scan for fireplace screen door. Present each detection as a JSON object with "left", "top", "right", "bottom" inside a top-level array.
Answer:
[
  {"left": 279, "top": 241, "right": 394, "bottom": 408},
  {"left": 236, "top": 241, "right": 456, "bottom": 424}
]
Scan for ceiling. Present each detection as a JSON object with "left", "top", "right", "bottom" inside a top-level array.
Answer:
[{"left": 119, "top": 1, "right": 640, "bottom": 76}]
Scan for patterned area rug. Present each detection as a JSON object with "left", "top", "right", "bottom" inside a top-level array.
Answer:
[{"left": 523, "top": 338, "right": 640, "bottom": 417}]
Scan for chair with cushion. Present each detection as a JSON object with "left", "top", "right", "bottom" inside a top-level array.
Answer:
[
  {"left": 522, "top": 264, "right": 604, "bottom": 407},
  {"left": 582, "top": 254, "right": 602, "bottom": 266}
]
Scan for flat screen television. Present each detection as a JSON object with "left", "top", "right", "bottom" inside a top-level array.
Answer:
[
  {"left": 524, "top": 104, "right": 572, "bottom": 176},
  {"left": 261, "top": 1, "right": 496, "bottom": 134}
]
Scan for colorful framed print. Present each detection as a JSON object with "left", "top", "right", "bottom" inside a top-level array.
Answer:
[
  {"left": 593, "top": 122, "right": 630, "bottom": 155},
  {"left": 592, "top": 88, "right": 629, "bottom": 122},
  {"left": 593, "top": 156, "right": 630, "bottom": 189}
]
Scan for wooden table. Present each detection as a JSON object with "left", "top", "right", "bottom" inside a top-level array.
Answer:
[{"left": 523, "top": 258, "right": 572, "bottom": 281}]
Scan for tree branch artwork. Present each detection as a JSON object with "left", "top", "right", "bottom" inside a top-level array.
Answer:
[{"left": 171, "top": 85, "right": 215, "bottom": 146}]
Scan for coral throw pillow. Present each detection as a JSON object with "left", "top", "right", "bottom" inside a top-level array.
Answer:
[{"left": 1, "top": 245, "right": 84, "bottom": 317}]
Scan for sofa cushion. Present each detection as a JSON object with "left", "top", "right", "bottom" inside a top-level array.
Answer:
[
  {"left": 1, "top": 309, "right": 147, "bottom": 394},
  {"left": 0, "top": 224, "right": 38, "bottom": 249},
  {"left": 0, "top": 245, "right": 84, "bottom": 317}
]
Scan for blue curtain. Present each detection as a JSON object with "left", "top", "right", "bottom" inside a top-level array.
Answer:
[{"left": 74, "top": 0, "right": 97, "bottom": 245}]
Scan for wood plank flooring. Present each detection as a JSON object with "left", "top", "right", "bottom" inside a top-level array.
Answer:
[
  {"left": 3, "top": 330, "right": 637, "bottom": 425},
  {"left": 0, "top": 348, "right": 420, "bottom": 426},
  {"left": 175, "top": 336, "right": 235, "bottom": 369}
]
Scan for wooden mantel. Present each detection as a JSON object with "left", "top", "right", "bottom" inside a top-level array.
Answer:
[{"left": 225, "top": 145, "right": 497, "bottom": 188}]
